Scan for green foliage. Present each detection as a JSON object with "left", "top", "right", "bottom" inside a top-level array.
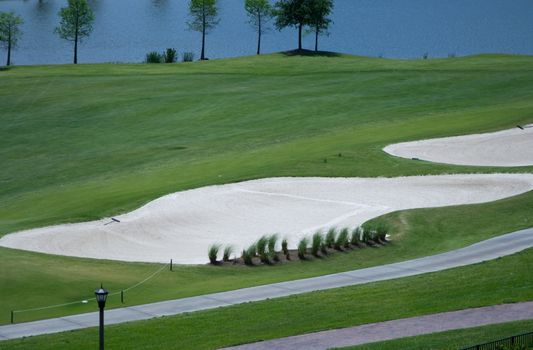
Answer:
[
  {"left": 55, "top": 0, "right": 94, "bottom": 64},
  {"left": 55, "top": 0, "right": 94, "bottom": 42},
  {"left": 325, "top": 228, "right": 336, "bottom": 248},
  {"left": 376, "top": 222, "right": 389, "bottom": 242},
  {"left": 245, "top": 0, "right": 273, "bottom": 54},
  {"left": 163, "top": 48, "right": 177, "bottom": 63},
  {"left": 335, "top": 228, "right": 349, "bottom": 250},
  {"left": 267, "top": 234, "right": 279, "bottom": 261},
  {"left": 242, "top": 243, "right": 257, "bottom": 266},
  {"left": 207, "top": 243, "right": 221, "bottom": 265},
  {"left": 360, "top": 224, "right": 374, "bottom": 244},
  {"left": 187, "top": 0, "right": 219, "bottom": 59},
  {"left": 350, "top": 227, "right": 361, "bottom": 245},
  {"left": 245, "top": 0, "right": 273, "bottom": 32},
  {"left": 145, "top": 51, "right": 163, "bottom": 63},
  {"left": 281, "top": 238, "right": 290, "bottom": 260},
  {"left": 187, "top": 0, "right": 219, "bottom": 33},
  {"left": 182, "top": 51, "right": 195, "bottom": 62},
  {"left": 222, "top": 245, "right": 234, "bottom": 262},
  {"left": 0, "top": 11, "right": 24, "bottom": 66},
  {"left": 307, "top": 0, "right": 334, "bottom": 40},
  {"left": 256, "top": 235, "right": 269, "bottom": 264},
  {"left": 297, "top": 237, "right": 308, "bottom": 259},
  {"left": 274, "top": 0, "right": 308, "bottom": 30},
  {"left": 320, "top": 242, "right": 328, "bottom": 256},
  {"left": 311, "top": 231, "right": 323, "bottom": 257}
]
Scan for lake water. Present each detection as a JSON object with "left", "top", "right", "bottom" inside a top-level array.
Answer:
[{"left": 1, "top": 0, "right": 532, "bottom": 65}]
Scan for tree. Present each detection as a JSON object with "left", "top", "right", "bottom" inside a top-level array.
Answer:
[
  {"left": 55, "top": 0, "right": 94, "bottom": 64},
  {"left": 187, "top": 0, "right": 219, "bottom": 61},
  {"left": 0, "top": 12, "right": 23, "bottom": 66},
  {"left": 307, "top": 0, "right": 333, "bottom": 52},
  {"left": 274, "top": 0, "right": 311, "bottom": 51},
  {"left": 245, "top": 0, "right": 273, "bottom": 55}
]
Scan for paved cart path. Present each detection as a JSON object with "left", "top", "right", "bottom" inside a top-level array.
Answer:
[
  {"left": 1, "top": 228, "right": 532, "bottom": 341},
  {"left": 221, "top": 302, "right": 533, "bottom": 350}
]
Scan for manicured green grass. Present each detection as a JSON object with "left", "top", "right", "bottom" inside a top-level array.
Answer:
[
  {"left": 2, "top": 54, "right": 533, "bottom": 235},
  {"left": 3, "top": 247, "right": 532, "bottom": 350},
  {"left": 340, "top": 320, "right": 533, "bottom": 350},
  {"left": 1, "top": 54, "right": 533, "bottom": 325}
]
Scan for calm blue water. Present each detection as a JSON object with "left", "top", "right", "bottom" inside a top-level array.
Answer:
[{"left": 0, "top": 0, "right": 532, "bottom": 65}]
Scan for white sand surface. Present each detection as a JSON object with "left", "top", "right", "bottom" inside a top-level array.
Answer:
[
  {"left": 1, "top": 174, "right": 532, "bottom": 264},
  {"left": 384, "top": 125, "right": 533, "bottom": 167}
]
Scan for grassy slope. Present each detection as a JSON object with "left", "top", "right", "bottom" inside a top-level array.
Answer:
[
  {"left": 1, "top": 54, "right": 533, "bottom": 324},
  {"left": 3, "top": 248, "right": 532, "bottom": 350},
  {"left": 2, "top": 54, "right": 533, "bottom": 234},
  {"left": 340, "top": 320, "right": 533, "bottom": 350}
]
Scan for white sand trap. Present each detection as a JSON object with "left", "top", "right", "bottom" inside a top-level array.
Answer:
[
  {"left": 1, "top": 174, "right": 533, "bottom": 264},
  {"left": 384, "top": 125, "right": 533, "bottom": 167}
]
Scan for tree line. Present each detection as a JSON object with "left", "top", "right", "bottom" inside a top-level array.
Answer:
[{"left": 0, "top": 0, "right": 334, "bottom": 66}]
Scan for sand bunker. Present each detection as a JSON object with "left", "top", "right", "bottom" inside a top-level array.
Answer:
[
  {"left": 384, "top": 125, "right": 533, "bottom": 167},
  {"left": 1, "top": 174, "right": 532, "bottom": 264}
]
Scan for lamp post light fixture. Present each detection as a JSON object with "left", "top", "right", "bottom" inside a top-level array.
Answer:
[{"left": 94, "top": 284, "right": 109, "bottom": 350}]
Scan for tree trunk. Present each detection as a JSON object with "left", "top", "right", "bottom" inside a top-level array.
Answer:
[
  {"left": 74, "top": 33, "right": 78, "bottom": 64},
  {"left": 7, "top": 29, "right": 11, "bottom": 66},
  {"left": 298, "top": 23, "right": 302, "bottom": 51},
  {"left": 257, "top": 12, "right": 261, "bottom": 55},
  {"left": 201, "top": 5, "right": 206, "bottom": 60},
  {"left": 74, "top": 11, "right": 79, "bottom": 64},
  {"left": 315, "top": 26, "right": 319, "bottom": 52}
]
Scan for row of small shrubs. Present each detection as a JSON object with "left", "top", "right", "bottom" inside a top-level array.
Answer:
[
  {"left": 208, "top": 223, "right": 390, "bottom": 266},
  {"left": 145, "top": 48, "right": 195, "bottom": 63}
]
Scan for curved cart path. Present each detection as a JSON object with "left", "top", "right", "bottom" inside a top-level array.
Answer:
[
  {"left": 221, "top": 302, "right": 533, "bottom": 350},
  {"left": 1, "top": 227, "right": 532, "bottom": 342}
]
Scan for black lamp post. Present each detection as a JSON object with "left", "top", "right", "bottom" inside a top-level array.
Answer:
[{"left": 95, "top": 284, "right": 109, "bottom": 350}]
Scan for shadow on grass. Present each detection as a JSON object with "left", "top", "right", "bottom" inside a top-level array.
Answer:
[
  {"left": 0, "top": 66, "right": 10, "bottom": 71},
  {"left": 281, "top": 49, "right": 342, "bottom": 57}
]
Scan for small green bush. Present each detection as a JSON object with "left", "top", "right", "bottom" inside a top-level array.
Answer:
[
  {"left": 362, "top": 225, "right": 375, "bottom": 244},
  {"left": 311, "top": 231, "right": 323, "bottom": 257},
  {"left": 182, "top": 52, "right": 195, "bottom": 62},
  {"left": 325, "top": 228, "right": 336, "bottom": 248},
  {"left": 222, "top": 245, "right": 234, "bottom": 262},
  {"left": 242, "top": 243, "right": 256, "bottom": 266},
  {"left": 163, "top": 48, "right": 177, "bottom": 63},
  {"left": 376, "top": 222, "right": 389, "bottom": 242},
  {"left": 335, "top": 228, "right": 349, "bottom": 250},
  {"left": 267, "top": 234, "right": 279, "bottom": 262},
  {"left": 298, "top": 237, "right": 309, "bottom": 260},
  {"left": 281, "top": 238, "right": 290, "bottom": 260},
  {"left": 145, "top": 51, "right": 163, "bottom": 63},
  {"left": 208, "top": 243, "right": 221, "bottom": 265},
  {"left": 320, "top": 242, "right": 328, "bottom": 256},
  {"left": 350, "top": 227, "right": 362, "bottom": 245},
  {"left": 256, "top": 235, "right": 269, "bottom": 264}
]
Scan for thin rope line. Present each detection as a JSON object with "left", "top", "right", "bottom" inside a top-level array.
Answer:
[
  {"left": 122, "top": 263, "right": 169, "bottom": 293},
  {"left": 13, "top": 262, "right": 169, "bottom": 314}
]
